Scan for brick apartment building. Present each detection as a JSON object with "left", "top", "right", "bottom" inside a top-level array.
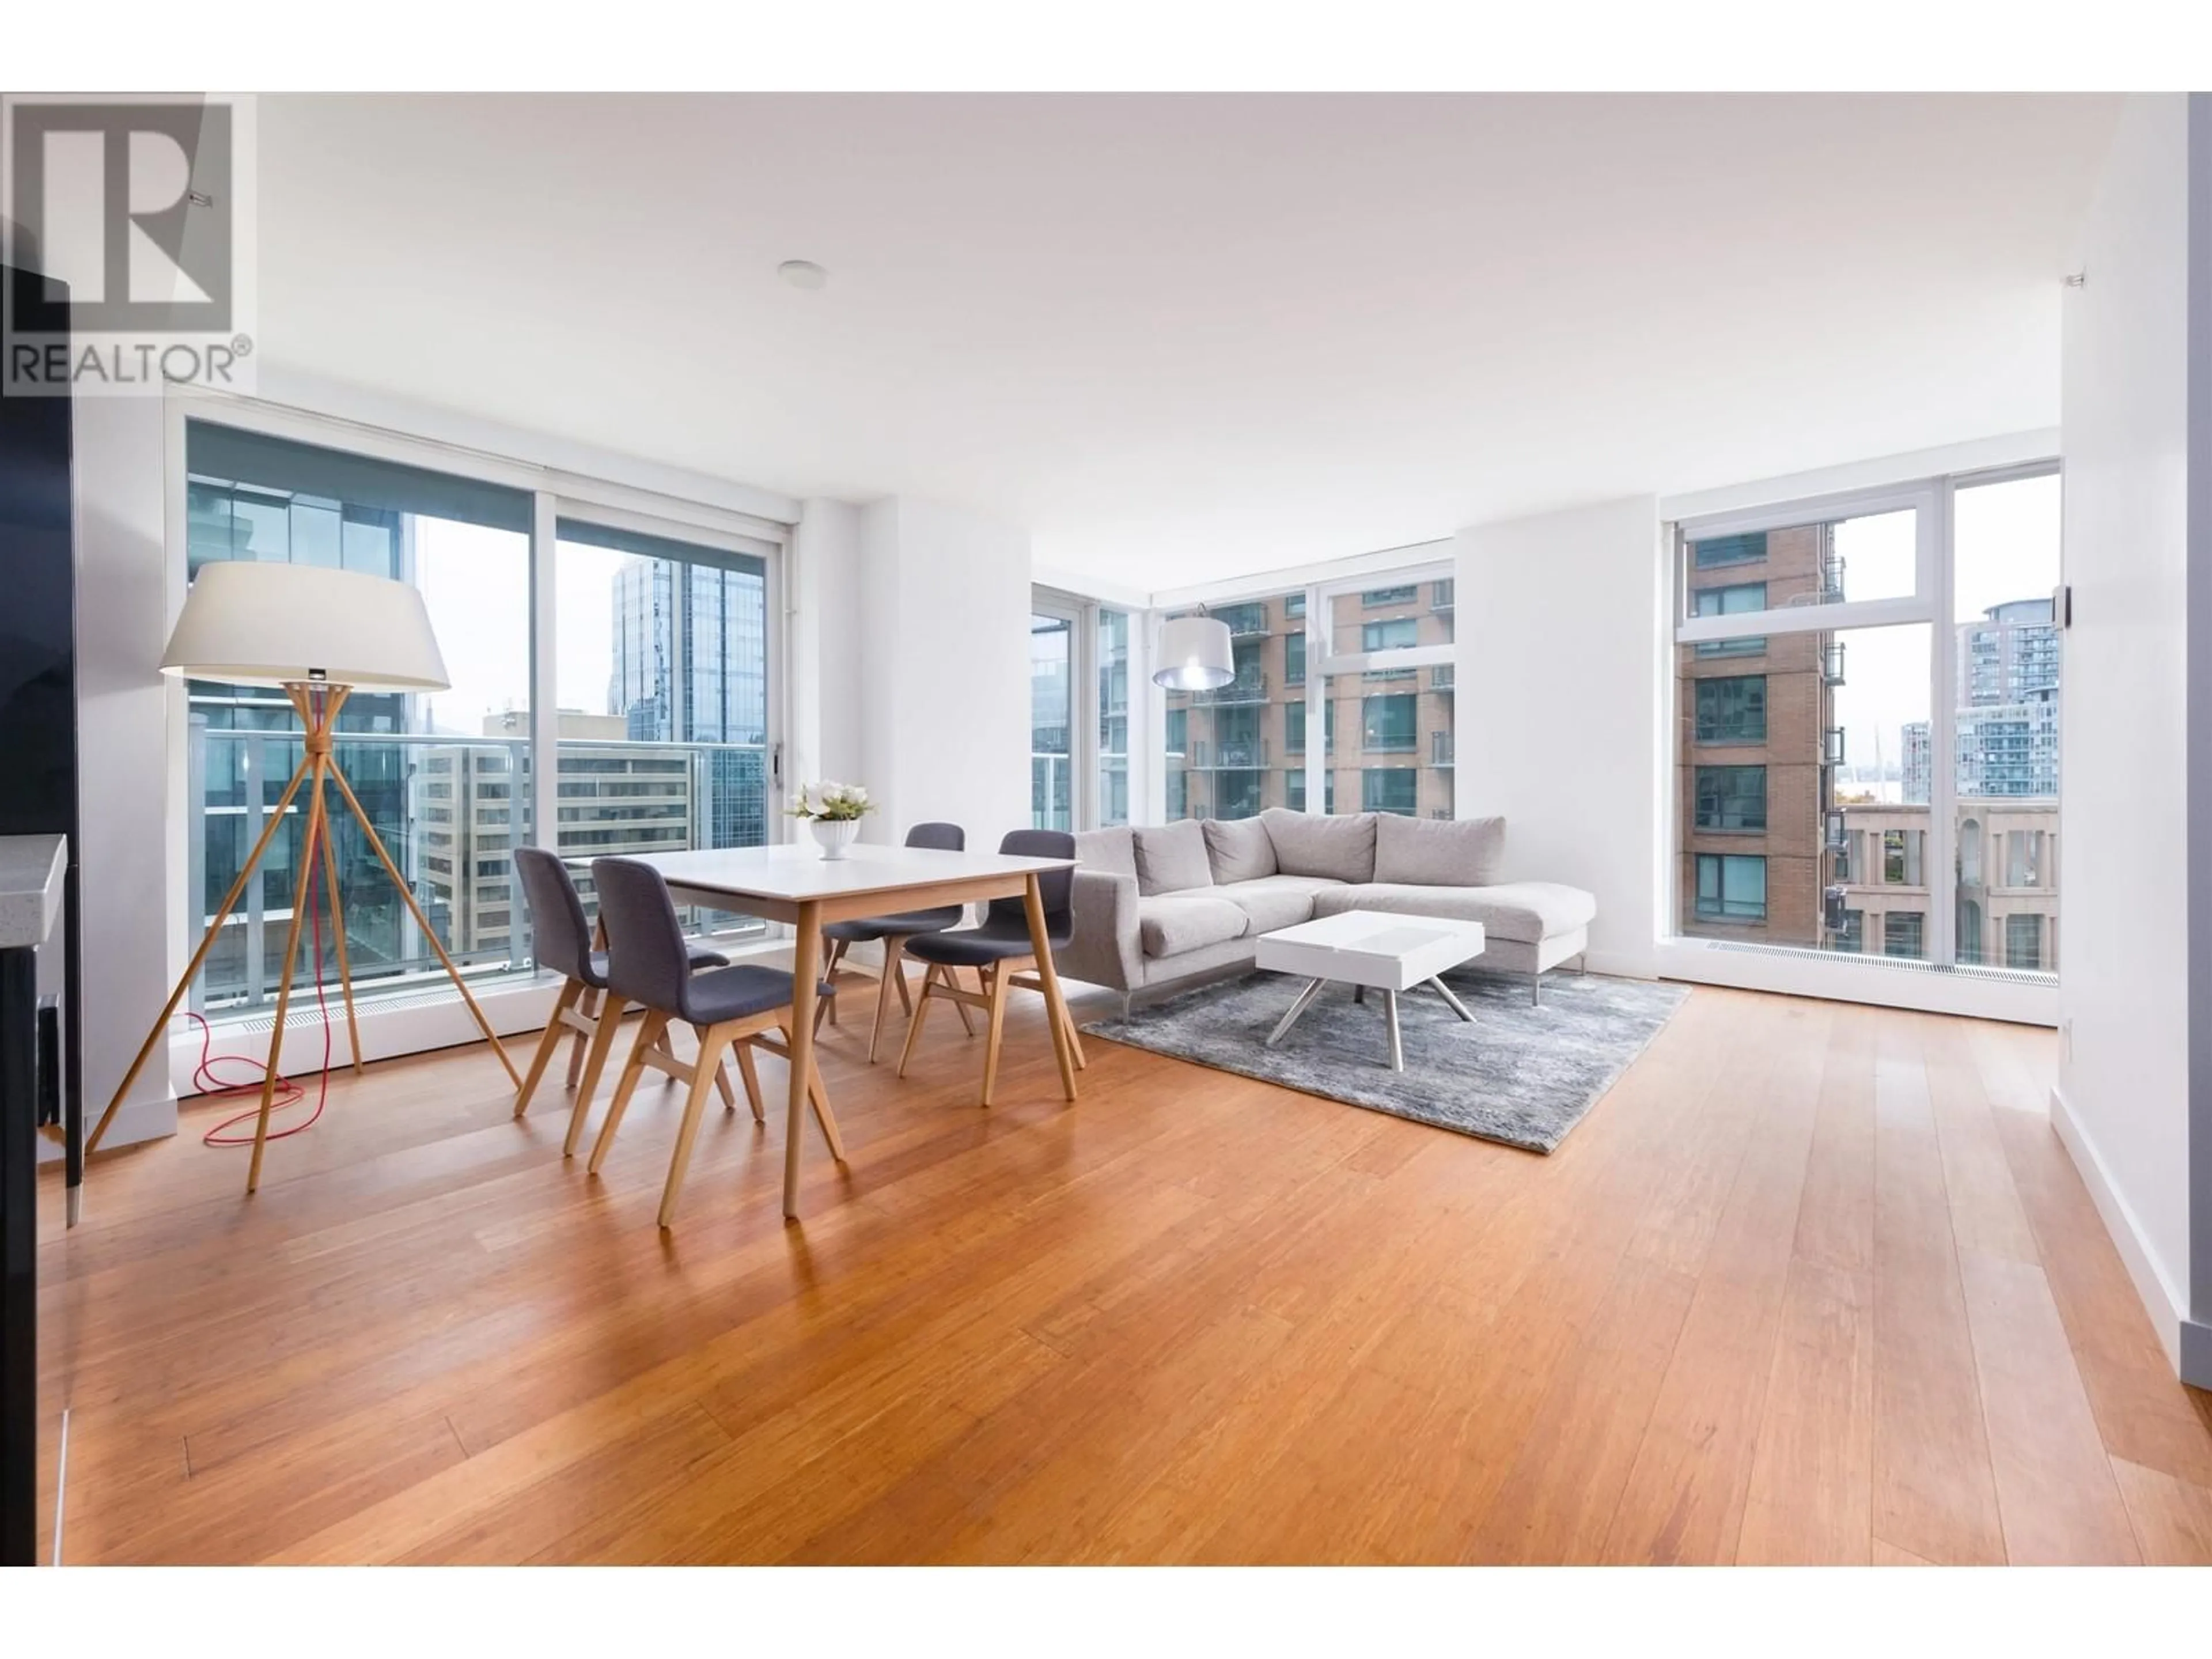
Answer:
[
  {"left": 1676, "top": 525, "right": 1839, "bottom": 946},
  {"left": 1166, "top": 578, "right": 1457, "bottom": 823}
]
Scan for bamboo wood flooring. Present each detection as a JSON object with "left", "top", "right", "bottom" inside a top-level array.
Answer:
[{"left": 33, "top": 982, "right": 2212, "bottom": 1565}]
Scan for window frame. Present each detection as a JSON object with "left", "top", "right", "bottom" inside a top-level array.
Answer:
[
  {"left": 1033, "top": 585, "right": 1140, "bottom": 831},
  {"left": 173, "top": 401, "right": 796, "bottom": 1027},
  {"left": 1666, "top": 459, "right": 2062, "bottom": 993},
  {"left": 1143, "top": 551, "right": 1456, "bottom": 826}
]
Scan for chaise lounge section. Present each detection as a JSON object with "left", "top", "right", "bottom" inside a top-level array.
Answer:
[{"left": 1059, "top": 809, "right": 1596, "bottom": 1013}]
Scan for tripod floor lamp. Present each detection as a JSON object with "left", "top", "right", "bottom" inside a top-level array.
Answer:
[{"left": 88, "top": 560, "right": 520, "bottom": 1194}]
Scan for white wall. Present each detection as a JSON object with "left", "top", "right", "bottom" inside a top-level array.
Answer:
[
  {"left": 1455, "top": 495, "right": 1663, "bottom": 979},
  {"left": 2054, "top": 92, "right": 2208, "bottom": 1384},
  {"left": 790, "top": 498, "right": 863, "bottom": 789},
  {"left": 855, "top": 496, "right": 1033, "bottom": 850},
  {"left": 66, "top": 395, "right": 180, "bottom": 1151}
]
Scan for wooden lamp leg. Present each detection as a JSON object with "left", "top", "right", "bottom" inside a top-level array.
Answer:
[
  {"left": 325, "top": 761, "right": 521, "bottom": 1088},
  {"left": 246, "top": 756, "right": 328, "bottom": 1194},
  {"left": 316, "top": 806, "right": 365, "bottom": 1075},
  {"left": 86, "top": 747, "right": 317, "bottom": 1153}
]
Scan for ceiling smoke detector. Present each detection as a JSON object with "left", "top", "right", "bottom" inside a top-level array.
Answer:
[{"left": 777, "top": 260, "right": 828, "bottom": 291}]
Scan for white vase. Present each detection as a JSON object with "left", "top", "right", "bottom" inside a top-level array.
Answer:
[{"left": 811, "top": 818, "right": 860, "bottom": 861}]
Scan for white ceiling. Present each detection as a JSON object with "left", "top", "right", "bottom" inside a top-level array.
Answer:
[{"left": 256, "top": 93, "right": 2120, "bottom": 593}]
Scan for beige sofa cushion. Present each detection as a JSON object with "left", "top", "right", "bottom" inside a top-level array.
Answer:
[
  {"left": 1075, "top": 824, "right": 1138, "bottom": 880},
  {"left": 1373, "top": 813, "right": 1505, "bottom": 887},
  {"left": 1137, "top": 893, "right": 1250, "bottom": 958},
  {"left": 1214, "top": 874, "right": 1340, "bottom": 935},
  {"left": 1312, "top": 880, "right": 1597, "bottom": 946},
  {"left": 1260, "top": 808, "right": 1377, "bottom": 883},
  {"left": 1134, "top": 821, "right": 1214, "bottom": 895},
  {"left": 1205, "top": 816, "right": 1278, "bottom": 883}
]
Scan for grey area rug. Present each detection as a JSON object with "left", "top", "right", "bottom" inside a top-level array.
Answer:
[{"left": 1083, "top": 968, "right": 1690, "bottom": 1154}]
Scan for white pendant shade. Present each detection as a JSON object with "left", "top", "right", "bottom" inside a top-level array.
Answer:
[
  {"left": 1153, "top": 614, "right": 1235, "bottom": 690},
  {"left": 161, "top": 560, "right": 452, "bottom": 691}
]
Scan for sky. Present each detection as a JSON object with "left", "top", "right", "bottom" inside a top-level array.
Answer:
[
  {"left": 409, "top": 527, "right": 632, "bottom": 734},
  {"left": 1826, "top": 472, "right": 2061, "bottom": 793}
]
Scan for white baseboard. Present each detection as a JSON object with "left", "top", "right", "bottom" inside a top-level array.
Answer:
[
  {"left": 35, "top": 1088, "right": 178, "bottom": 1161},
  {"left": 2048, "top": 1082, "right": 2206, "bottom": 1384}
]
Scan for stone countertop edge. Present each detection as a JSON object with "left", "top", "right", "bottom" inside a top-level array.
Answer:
[{"left": 0, "top": 834, "right": 67, "bottom": 950}]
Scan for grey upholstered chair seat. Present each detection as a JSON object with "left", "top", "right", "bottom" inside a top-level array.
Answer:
[
  {"left": 680, "top": 964, "right": 838, "bottom": 1027},
  {"left": 905, "top": 915, "right": 1071, "bottom": 968},
  {"left": 585, "top": 944, "right": 727, "bottom": 986},
  {"left": 822, "top": 907, "right": 964, "bottom": 942}
]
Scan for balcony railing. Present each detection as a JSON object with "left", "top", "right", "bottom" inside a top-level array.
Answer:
[
  {"left": 1431, "top": 664, "right": 1455, "bottom": 691},
  {"left": 1821, "top": 640, "right": 1847, "bottom": 687},
  {"left": 1192, "top": 671, "right": 1268, "bottom": 704},
  {"left": 1821, "top": 726, "right": 1847, "bottom": 766},
  {"left": 1431, "top": 732, "right": 1455, "bottom": 767},
  {"left": 1188, "top": 740, "right": 1270, "bottom": 770},
  {"left": 189, "top": 722, "right": 770, "bottom": 1014}
]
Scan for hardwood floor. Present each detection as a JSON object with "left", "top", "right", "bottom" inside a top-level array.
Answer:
[{"left": 33, "top": 980, "right": 2212, "bottom": 1565}]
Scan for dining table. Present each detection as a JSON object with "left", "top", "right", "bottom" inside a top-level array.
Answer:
[{"left": 575, "top": 841, "right": 1081, "bottom": 1218}]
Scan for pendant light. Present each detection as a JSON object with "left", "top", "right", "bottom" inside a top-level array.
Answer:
[{"left": 1153, "top": 610, "right": 1235, "bottom": 691}]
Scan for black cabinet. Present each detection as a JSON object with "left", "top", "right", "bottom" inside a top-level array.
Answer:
[{"left": 0, "top": 257, "right": 79, "bottom": 1567}]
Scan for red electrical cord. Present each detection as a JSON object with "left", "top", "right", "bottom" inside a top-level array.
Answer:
[{"left": 191, "top": 847, "right": 337, "bottom": 1148}]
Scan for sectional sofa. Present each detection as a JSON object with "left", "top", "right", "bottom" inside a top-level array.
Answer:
[{"left": 1059, "top": 809, "right": 1598, "bottom": 1012}]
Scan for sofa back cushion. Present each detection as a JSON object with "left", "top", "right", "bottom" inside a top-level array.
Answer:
[
  {"left": 1133, "top": 820, "right": 1215, "bottom": 895},
  {"left": 1075, "top": 824, "right": 1138, "bottom": 880},
  {"left": 1260, "top": 808, "right": 1377, "bottom": 883},
  {"left": 1204, "top": 816, "right": 1278, "bottom": 884},
  {"left": 1373, "top": 813, "right": 1505, "bottom": 887}
]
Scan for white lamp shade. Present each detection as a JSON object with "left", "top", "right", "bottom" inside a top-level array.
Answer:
[
  {"left": 161, "top": 560, "right": 452, "bottom": 691},
  {"left": 1153, "top": 615, "right": 1234, "bottom": 691}
]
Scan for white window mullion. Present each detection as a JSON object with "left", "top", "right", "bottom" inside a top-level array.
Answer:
[
  {"left": 527, "top": 491, "right": 559, "bottom": 866},
  {"left": 1929, "top": 480, "right": 1959, "bottom": 968},
  {"left": 1304, "top": 582, "right": 1323, "bottom": 814}
]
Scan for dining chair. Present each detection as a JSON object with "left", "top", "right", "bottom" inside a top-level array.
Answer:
[
  {"left": 510, "top": 847, "right": 743, "bottom": 1158},
  {"left": 817, "top": 820, "right": 975, "bottom": 1061},
  {"left": 584, "top": 855, "right": 848, "bottom": 1227},
  {"left": 897, "top": 828, "right": 1086, "bottom": 1105}
]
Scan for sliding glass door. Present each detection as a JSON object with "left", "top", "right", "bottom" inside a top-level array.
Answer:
[
  {"left": 552, "top": 512, "right": 782, "bottom": 939},
  {"left": 182, "top": 415, "right": 789, "bottom": 1014},
  {"left": 184, "top": 423, "right": 536, "bottom": 1011}
]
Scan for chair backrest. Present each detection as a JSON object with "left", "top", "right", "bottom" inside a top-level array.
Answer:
[
  {"left": 987, "top": 828, "right": 1076, "bottom": 930},
  {"left": 589, "top": 857, "right": 695, "bottom": 1016},
  {"left": 514, "top": 847, "right": 594, "bottom": 983},
  {"left": 906, "top": 821, "right": 964, "bottom": 852}
]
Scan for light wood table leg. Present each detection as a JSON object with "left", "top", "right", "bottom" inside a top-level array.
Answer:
[
  {"left": 783, "top": 901, "right": 822, "bottom": 1218},
  {"left": 1022, "top": 873, "right": 1078, "bottom": 1101},
  {"left": 869, "top": 936, "right": 906, "bottom": 1065}
]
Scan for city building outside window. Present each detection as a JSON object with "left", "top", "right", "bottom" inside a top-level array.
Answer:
[
  {"left": 1691, "top": 531, "right": 1768, "bottom": 568},
  {"left": 1695, "top": 853, "right": 1767, "bottom": 921},
  {"left": 1694, "top": 676, "right": 1768, "bottom": 745},
  {"left": 1161, "top": 560, "right": 1455, "bottom": 824},
  {"left": 2005, "top": 912, "right": 2043, "bottom": 970},
  {"left": 1362, "top": 768, "right": 1418, "bottom": 815},
  {"left": 1673, "top": 467, "right": 2057, "bottom": 985},
  {"left": 1694, "top": 765, "right": 1767, "bottom": 832},
  {"left": 185, "top": 418, "right": 784, "bottom": 1016}
]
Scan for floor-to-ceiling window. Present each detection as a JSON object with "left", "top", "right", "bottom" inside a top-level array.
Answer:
[
  {"left": 1158, "top": 559, "right": 1455, "bottom": 824},
  {"left": 185, "top": 424, "right": 535, "bottom": 1012},
  {"left": 1029, "top": 609, "right": 1075, "bottom": 830},
  {"left": 552, "top": 514, "right": 777, "bottom": 940},
  {"left": 1031, "top": 588, "right": 1134, "bottom": 830},
  {"left": 1671, "top": 465, "right": 2059, "bottom": 980},
  {"left": 183, "top": 416, "right": 787, "bottom": 1017}
]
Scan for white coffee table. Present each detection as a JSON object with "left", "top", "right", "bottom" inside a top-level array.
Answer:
[{"left": 1253, "top": 910, "right": 1487, "bottom": 1071}]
